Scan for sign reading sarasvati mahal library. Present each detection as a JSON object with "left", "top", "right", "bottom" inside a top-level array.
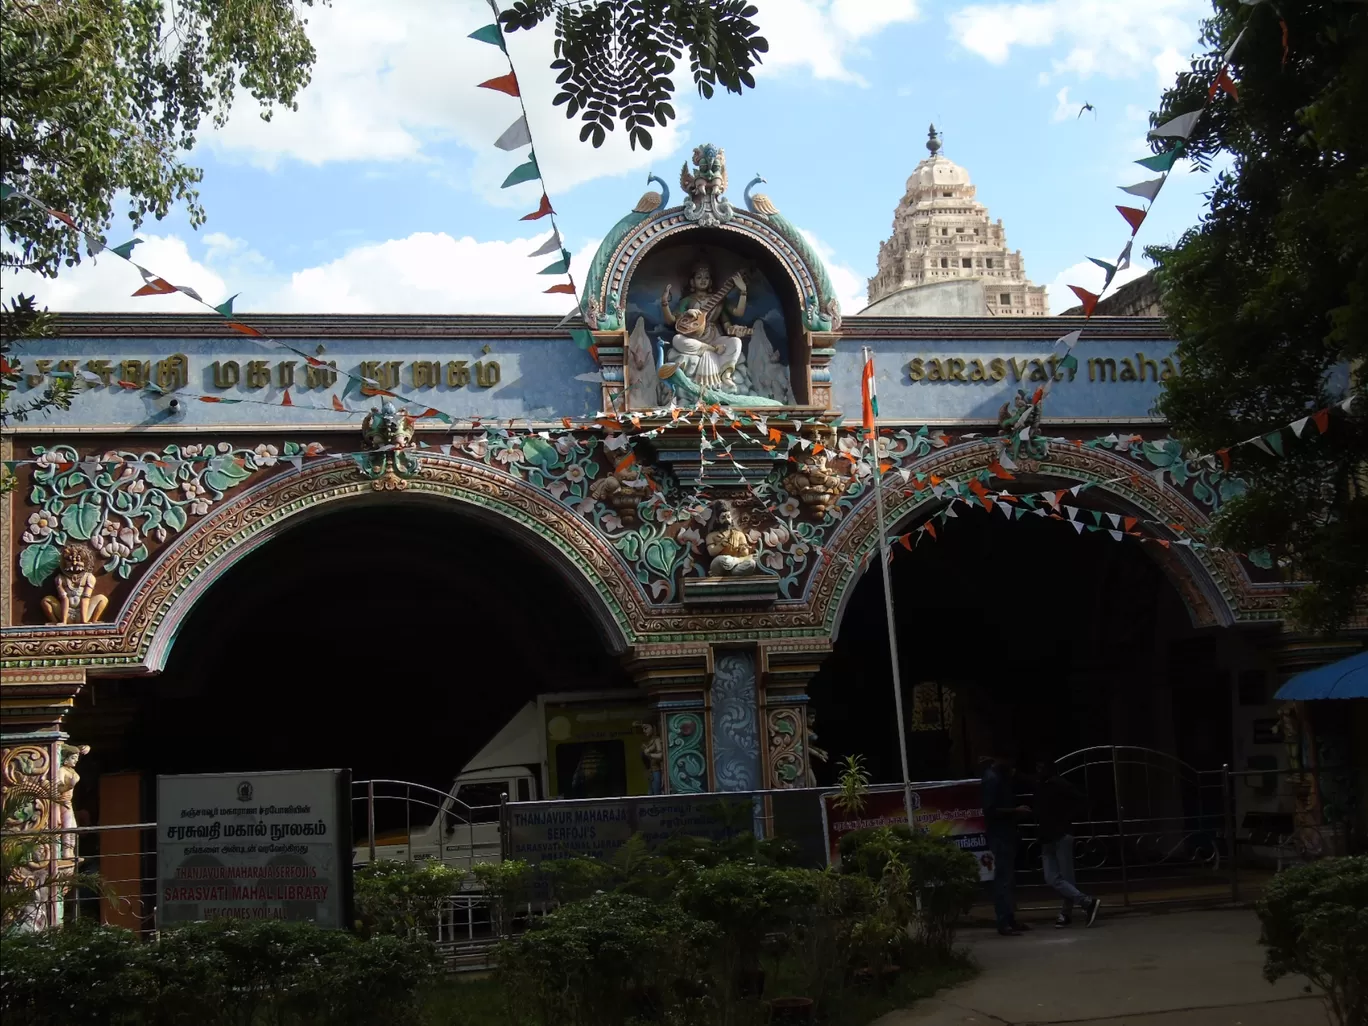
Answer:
[{"left": 156, "top": 769, "right": 351, "bottom": 929}]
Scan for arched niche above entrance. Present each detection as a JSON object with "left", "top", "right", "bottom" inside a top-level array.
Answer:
[{"left": 581, "top": 144, "right": 844, "bottom": 412}]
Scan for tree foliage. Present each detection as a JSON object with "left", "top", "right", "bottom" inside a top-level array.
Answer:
[
  {"left": 0, "top": 0, "right": 325, "bottom": 279},
  {"left": 499, "top": 0, "right": 767, "bottom": 150},
  {"left": 1149, "top": 0, "right": 1367, "bottom": 630}
]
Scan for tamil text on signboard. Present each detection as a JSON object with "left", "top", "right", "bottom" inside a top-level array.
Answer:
[
  {"left": 823, "top": 780, "right": 993, "bottom": 880},
  {"left": 156, "top": 769, "right": 351, "bottom": 928}
]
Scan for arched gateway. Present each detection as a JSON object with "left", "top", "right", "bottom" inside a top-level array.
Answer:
[{"left": 0, "top": 142, "right": 1328, "bottom": 873}]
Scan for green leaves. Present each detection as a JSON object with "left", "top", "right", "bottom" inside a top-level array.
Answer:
[
  {"left": 60, "top": 495, "right": 100, "bottom": 540},
  {"left": 203, "top": 454, "right": 249, "bottom": 493},
  {"left": 521, "top": 435, "right": 560, "bottom": 469},
  {"left": 19, "top": 541, "right": 60, "bottom": 586},
  {"left": 500, "top": 0, "right": 767, "bottom": 150}
]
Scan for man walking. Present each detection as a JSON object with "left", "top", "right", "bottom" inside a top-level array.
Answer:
[
  {"left": 981, "top": 750, "right": 1031, "bottom": 936},
  {"left": 1034, "top": 758, "right": 1101, "bottom": 928}
]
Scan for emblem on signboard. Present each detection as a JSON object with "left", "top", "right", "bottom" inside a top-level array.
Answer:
[{"left": 236, "top": 781, "right": 254, "bottom": 803}]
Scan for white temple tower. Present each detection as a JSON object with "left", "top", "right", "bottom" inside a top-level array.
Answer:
[{"left": 862, "top": 126, "right": 1048, "bottom": 316}]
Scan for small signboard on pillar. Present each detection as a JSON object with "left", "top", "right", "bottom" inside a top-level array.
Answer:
[{"left": 156, "top": 769, "right": 352, "bottom": 929}]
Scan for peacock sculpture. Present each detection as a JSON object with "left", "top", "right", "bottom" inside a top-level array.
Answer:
[
  {"left": 582, "top": 173, "right": 671, "bottom": 331},
  {"left": 743, "top": 176, "right": 842, "bottom": 332}
]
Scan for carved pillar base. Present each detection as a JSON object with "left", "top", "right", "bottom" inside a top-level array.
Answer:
[
  {"left": 1, "top": 669, "right": 86, "bottom": 929},
  {"left": 624, "top": 644, "right": 712, "bottom": 794},
  {"left": 760, "top": 642, "right": 831, "bottom": 789}
]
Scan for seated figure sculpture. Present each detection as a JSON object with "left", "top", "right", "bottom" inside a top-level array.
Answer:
[
  {"left": 705, "top": 500, "right": 759, "bottom": 577},
  {"left": 661, "top": 261, "right": 748, "bottom": 392}
]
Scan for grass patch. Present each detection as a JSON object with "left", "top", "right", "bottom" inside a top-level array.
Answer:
[{"left": 415, "top": 954, "right": 977, "bottom": 1026}]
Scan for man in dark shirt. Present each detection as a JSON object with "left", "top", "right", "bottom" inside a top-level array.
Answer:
[
  {"left": 1034, "top": 758, "right": 1101, "bottom": 928},
  {"left": 981, "top": 752, "right": 1031, "bottom": 936}
]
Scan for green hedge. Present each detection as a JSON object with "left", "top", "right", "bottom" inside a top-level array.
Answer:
[
  {"left": 1257, "top": 855, "right": 1368, "bottom": 1026},
  {"left": 0, "top": 919, "right": 439, "bottom": 1026}
]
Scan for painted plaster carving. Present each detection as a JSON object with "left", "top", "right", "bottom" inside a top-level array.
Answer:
[
  {"left": 56, "top": 743, "right": 88, "bottom": 860},
  {"left": 636, "top": 720, "right": 665, "bottom": 795},
  {"left": 583, "top": 174, "right": 671, "bottom": 329},
  {"left": 711, "top": 651, "right": 761, "bottom": 791},
  {"left": 680, "top": 143, "right": 734, "bottom": 227},
  {"left": 1, "top": 744, "right": 58, "bottom": 930},
  {"left": 359, "top": 400, "right": 420, "bottom": 490},
  {"left": 40, "top": 543, "right": 108, "bottom": 624},
  {"left": 804, "top": 708, "right": 828, "bottom": 787},
  {"left": 666, "top": 712, "right": 706, "bottom": 793},
  {"left": 19, "top": 442, "right": 323, "bottom": 603},
  {"left": 742, "top": 175, "right": 843, "bottom": 331},
  {"left": 998, "top": 388, "right": 1048, "bottom": 460},
  {"left": 660, "top": 262, "right": 749, "bottom": 392},
  {"left": 705, "top": 501, "right": 760, "bottom": 577},
  {"left": 626, "top": 318, "right": 667, "bottom": 410},
  {"left": 781, "top": 448, "right": 847, "bottom": 516},
  {"left": 766, "top": 707, "right": 806, "bottom": 788},
  {"left": 589, "top": 461, "right": 650, "bottom": 528}
]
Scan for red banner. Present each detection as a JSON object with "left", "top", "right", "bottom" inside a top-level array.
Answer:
[{"left": 823, "top": 779, "right": 993, "bottom": 880}]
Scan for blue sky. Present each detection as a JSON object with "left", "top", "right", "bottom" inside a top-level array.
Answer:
[{"left": 6, "top": 0, "right": 1221, "bottom": 317}]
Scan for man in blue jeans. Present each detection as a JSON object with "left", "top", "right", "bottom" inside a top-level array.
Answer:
[
  {"left": 981, "top": 751, "right": 1032, "bottom": 936},
  {"left": 1033, "top": 758, "right": 1101, "bottom": 928}
]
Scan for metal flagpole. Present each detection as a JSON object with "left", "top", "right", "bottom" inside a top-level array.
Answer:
[{"left": 862, "top": 346, "right": 916, "bottom": 828}]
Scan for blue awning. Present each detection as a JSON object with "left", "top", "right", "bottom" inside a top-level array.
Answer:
[{"left": 1274, "top": 650, "right": 1368, "bottom": 701}]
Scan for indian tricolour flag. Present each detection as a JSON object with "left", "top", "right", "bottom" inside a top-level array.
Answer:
[{"left": 861, "top": 350, "right": 878, "bottom": 439}]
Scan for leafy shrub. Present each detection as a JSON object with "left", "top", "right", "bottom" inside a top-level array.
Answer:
[
  {"left": 1, "top": 920, "right": 151, "bottom": 1025},
  {"left": 1257, "top": 856, "right": 1368, "bottom": 1026},
  {"left": 497, "top": 891, "right": 716, "bottom": 1026},
  {"left": 353, "top": 859, "right": 462, "bottom": 938},
  {"left": 0, "top": 919, "right": 439, "bottom": 1026},
  {"left": 839, "top": 827, "right": 980, "bottom": 954}
]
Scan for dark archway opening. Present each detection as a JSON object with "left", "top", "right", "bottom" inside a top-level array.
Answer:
[
  {"left": 68, "top": 504, "right": 630, "bottom": 820},
  {"left": 809, "top": 506, "right": 1235, "bottom": 785}
]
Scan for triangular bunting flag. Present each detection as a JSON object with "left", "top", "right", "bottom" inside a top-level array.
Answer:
[
  {"left": 1290, "top": 416, "right": 1309, "bottom": 438},
  {"left": 495, "top": 115, "right": 532, "bottom": 151},
  {"left": 1264, "top": 430, "right": 1285, "bottom": 457},
  {"left": 570, "top": 329, "right": 594, "bottom": 350},
  {"left": 331, "top": 394, "right": 346, "bottom": 411},
  {"left": 214, "top": 294, "right": 239, "bottom": 317},
  {"left": 1071, "top": 520, "right": 1086, "bottom": 534},
  {"left": 1069, "top": 285, "right": 1100, "bottom": 317},
  {"left": 1116, "top": 206, "right": 1148, "bottom": 235},
  {"left": 502, "top": 155, "right": 540, "bottom": 188},
  {"left": 1249, "top": 435, "right": 1274, "bottom": 456},
  {"left": 1148, "top": 110, "right": 1202, "bottom": 140},
  {"left": 1123, "top": 516, "right": 1138, "bottom": 532},
  {"left": 544, "top": 283, "right": 576, "bottom": 295},
  {"left": 132, "top": 277, "right": 177, "bottom": 297},
  {"left": 1057, "top": 329, "right": 1082, "bottom": 349},
  {"left": 226, "top": 321, "right": 262, "bottom": 337},
  {"left": 1208, "top": 67, "right": 1239, "bottom": 101},
  {"left": 48, "top": 208, "right": 77, "bottom": 229},
  {"left": 1059, "top": 353, "right": 1078, "bottom": 376},
  {"left": 1116, "top": 239, "right": 1133, "bottom": 271},
  {"left": 468, "top": 23, "right": 506, "bottom": 50},
  {"left": 478, "top": 72, "right": 519, "bottom": 97},
  {"left": 86, "top": 238, "right": 106, "bottom": 256},
  {"left": 539, "top": 251, "right": 571, "bottom": 275},
  {"left": 521, "top": 193, "right": 555, "bottom": 221},
  {"left": 529, "top": 231, "right": 562, "bottom": 257},
  {"left": 1119, "top": 177, "right": 1165, "bottom": 202},
  {"left": 1106, "top": 512, "right": 1121, "bottom": 528},
  {"left": 109, "top": 238, "right": 142, "bottom": 259},
  {"left": 175, "top": 285, "right": 203, "bottom": 302},
  {"left": 281, "top": 389, "right": 293, "bottom": 406},
  {"left": 1088, "top": 258, "right": 1118, "bottom": 286},
  {"left": 0, "top": 183, "right": 15, "bottom": 200},
  {"left": 1109, "top": 530, "right": 1124, "bottom": 542},
  {"left": 1135, "top": 144, "right": 1184, "bottom": 173},
  {"left": 1312, "top": 408, "right": 1330, "bottom": 433}
]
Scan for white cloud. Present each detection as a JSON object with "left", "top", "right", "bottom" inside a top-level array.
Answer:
[
  {"left": 1151, "top": 46, "right": 1189, "bottom": 90},
  {"left": 203, "top": 0, "right": 688, "bottom": 198},
  {"left": 1, "top": 230, "right": 603, "bottom": 316},
  {"left": 757, "top": 0, "right": 922, "bottom": 85},
  {"left": 948, "top": 0, "right": 1205, "bottom": 82},
  {"left": 799, "top": 229, "right": 867, "bottom": 315},
  {"left": 1, "top": 235, "right": 228, "bottom": 313},
  {"left": 1046, "top": 257, "right": 1149, "bottom": 314},
  {"left": 1051, "top": 86, "right": 1072, "bottom": 122}
]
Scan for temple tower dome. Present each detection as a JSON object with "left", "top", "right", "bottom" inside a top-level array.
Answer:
[{"left": 863, "top": 125, "right": 1048, "bottom": 317}]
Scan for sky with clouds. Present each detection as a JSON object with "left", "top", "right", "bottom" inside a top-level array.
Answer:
[{"left": 4, "top": 0, "right": 1219, "bottom": 318}]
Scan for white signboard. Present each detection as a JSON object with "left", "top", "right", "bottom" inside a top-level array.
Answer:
[{"left": 157, "top": 769, "right": 350, "bottom": 929}]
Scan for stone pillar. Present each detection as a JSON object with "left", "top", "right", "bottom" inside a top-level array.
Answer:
[
  {"left": 1, "top": 669, "right": 86, "bottom": 928},
  {"left": 759, "top": 642, "right": 831, "bottom": 789},
  {"left": 624, "top": 644, "right": 712, "bottom": 794}
]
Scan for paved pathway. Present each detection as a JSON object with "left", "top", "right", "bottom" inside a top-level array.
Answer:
[{"left": 876, "top": 908, "right": 1325, "bottom": 1026}]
